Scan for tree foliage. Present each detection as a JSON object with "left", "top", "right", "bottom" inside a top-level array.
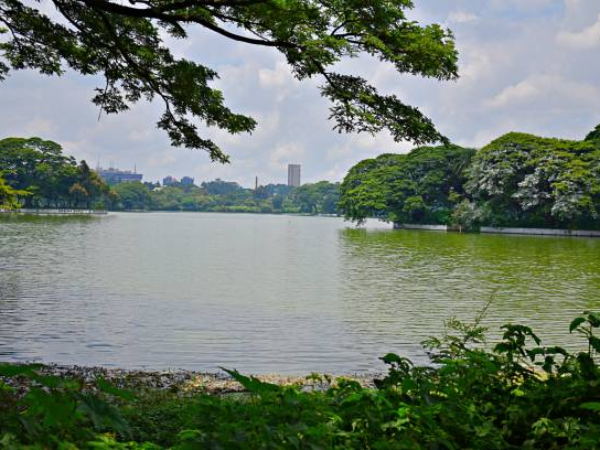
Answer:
[
  {"left": 112, "top": 181, "right": 153, "bottom": 211},
  {"left": 0, "top": 171, "right": 28, "bottom": 209},
  {"left": 0, "top": 0, "right": 458, "bottom": 162},
  {"left": 0, "top": 137, "right": 109, "bottom": 208},
  {"left": 291, "top": 180, "right": 340, "bottom": 214},
  {"left": 201, "top": 178, "right": 246, "bottom": 196},
  {"left": 467, "top": 132, "right": 600, "bottom": 228},
  {"left": 340, "top": 125, "right": 600, "bottom": 230},
  {"left": 585, "top": 123, "right": 600, "bottom": 142},
  {"left": 339, "top": 145, "right": 475, "bottom": 224},
  {"left": 110, "top": 179, "right": 340, "bottom": 214}
]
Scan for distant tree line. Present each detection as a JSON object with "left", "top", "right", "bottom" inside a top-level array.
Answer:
[
  {"left": 0, "top": 137, "right": 341, "bottom": 215},
  {"left": 0, "top": 137, "right": 111, "bottom": 209},
  {"left": 340, "top": 125, "right": 600, "bottom": 230},
  {"left": 111, "top": 178, "right": 341, "bottom": 215}
]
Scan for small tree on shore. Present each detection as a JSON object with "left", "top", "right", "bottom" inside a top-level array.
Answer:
[{"left": 0, "top": 171, "right": 28, "bottom": 209}]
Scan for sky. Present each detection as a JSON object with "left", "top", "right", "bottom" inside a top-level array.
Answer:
[{"left": 1, "top": 0, "right": 600, "bottom": 187}]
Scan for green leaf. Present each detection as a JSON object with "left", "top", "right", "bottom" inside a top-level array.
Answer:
[
  {"left": 587, "top": 312, "right": 600, "bottom": 327},
  {"left": 402, "top": 378, "right": 418, "bottom": 392},
  {"left": 24, "top": 387, "right": 77, "bottom": 428},
  {"left": 589, "top": 335, "right": 600, "bottom": 353},
  {"left": 569, "top": 317, "right": 586, "bottom": 333},
  {"left": 341, "top": 392, "right": 366, "bottom": 405},
  {"left": 78, "top": 393, "right": 131, "bottom": 437},
  {"left": 381, "top": 353, "right": 403, "bottom": 364},
  {"left": 0, "top": 380, "right": 15, "bottom": 394},
  {"left": 220, "top": 368, "right": 279, "bottom": 395},
  {"left": 30, "top": 373, "right": 64, "bottom": 389},
  {"left": 580, "top": 402, "right": 600, "bottom": 411},
  {"left": 177, "top": 429, "right": 205, "bottom": 442},
  {"left": 511, "top": 388, "right": 526, "bottom": 397},
  {"left": 96, "top": 377, "right": 135, "bottom": 401},
  {"left": 0, "top": 363, "right": 42, "bottom": 378}
]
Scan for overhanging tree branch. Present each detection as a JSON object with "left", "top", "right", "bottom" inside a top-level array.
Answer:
[
  {"left": 0, "top": 0, "right": 459, "bottom": 162},
  {"left": 78, "top": 0, "right": 293, "bottom": 47}
]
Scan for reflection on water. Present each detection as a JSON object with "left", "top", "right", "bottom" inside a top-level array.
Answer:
[
  {"left": 338, "top": 228, "right": 600, "bottom": 362},
  {"left": 0, "top": 213, "right": 598, "bottom": 374}
]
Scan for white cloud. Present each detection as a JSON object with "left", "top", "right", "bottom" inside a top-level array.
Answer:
[
  {"left": 564, "top": 0, "right": 584, "bottom": 14},
  {"left": 148, "top": 149, "right": 178, "bottom": 168},
  {"left": 268, "top": 142, "right": 305, "bottom": 172},
  {"left": 326, "top": 132, "right": 402, "bottom": 162},
  {"left": 459, "top": 48, "right": 494, "bottom": 82},
  {"left": 21, "top": 118, "right": 57, "bottom": 136},
  {"left": 257, "top": 61, "right": 302, "bottom": 103},
  {"left": 488, "top": 74, "right": 600, "bottom": 109},
  {"left": 490, "top": 0, "right": 556, "bottom": 13},
  {"left": 448, "top": 11, "right": 479, "bottom": 24},
  {"left": 562, "top": 0, "right": 600, "bottom": 27},
  {"left": 487, "top": 78, "right": 541, "bottom": 108},
  {"left": 128, "top": 128, "right": 155, "bottom": 142},
  {"left": 460, "top": 125, "right": 515, "bottom": 149},
  {"left": 258, "top": 61, "right": 294, "bottom": 88},
  {"left": 557, "top": 13, "right": 600, "bottom": 49}
]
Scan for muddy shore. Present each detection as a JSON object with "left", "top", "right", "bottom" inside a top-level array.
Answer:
[{"left": 0, "top": 362, "right": 378, "bottom": 395}]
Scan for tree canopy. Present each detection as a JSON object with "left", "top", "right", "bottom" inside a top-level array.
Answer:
[
  {"left": 339, "top": 144, "right": 475, "bottom": 224},
  {"left": 110, "top": 178, "right": 340, "bottom": 214},
  {"left": 467, "top": 132, "right": 600, "bottom": 228},
  {"left": 0, "top": 137, "right": 109, "bottom": 208},
  {"left": 292, "top": 180, "right": 339, "bottom": 214},
  {"left": 112, "top": 181, "right": 153, "bottom": 210},
  {"left": 339, "top": 124, "right": 600, "bottom": 230},
  {"left": 0, "top": 171, "right": 28, "bottom": 209},
  {"left": 0, "top": 0, "right": 458, "bottom": 162},
  {"left": 585, "top": 124, "right": 600, "bottom": 142}
]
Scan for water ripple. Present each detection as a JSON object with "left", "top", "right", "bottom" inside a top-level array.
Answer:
[{"left": 0, "top": 213, "right": 598, "bottom": 374}]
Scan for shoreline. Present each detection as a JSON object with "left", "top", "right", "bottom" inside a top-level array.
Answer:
[
  {"left": 0, "top": 362, "right": 378, "bottom": 395},
  {"left": 394, "top": 222, "right": 600, "bottom": 238},
  {"left": 0, "top": 208, "right": 107, "bottom": 216}
]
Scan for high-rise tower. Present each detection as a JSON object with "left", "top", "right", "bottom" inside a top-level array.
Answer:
[{"left": 287, "top": 164, "right": 301, "bottom": 187}]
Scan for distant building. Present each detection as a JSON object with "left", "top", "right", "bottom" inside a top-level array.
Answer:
[
  {"left": 287, "top": 164, "right": 301, "bottom": 187},
  {"left": 163, "top": 175, "right": 177, "bottom": 186},
  {"left": 181, "top": 176, "right": 195, "bottom": 186},
  {"left": 96, "top": 167, "right": 143, "bottom": 185}
]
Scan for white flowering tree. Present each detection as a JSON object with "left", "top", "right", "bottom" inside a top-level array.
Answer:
[{"left": 467, "top": 131, "right": 600, "bottom": 228}]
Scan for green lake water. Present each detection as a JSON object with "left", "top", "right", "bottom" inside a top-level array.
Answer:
[{"left": 0, "top": 212, "right": 599, "bottom": 374}]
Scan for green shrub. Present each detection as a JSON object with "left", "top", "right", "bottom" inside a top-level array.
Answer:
[{"left": 3, "top": 313, "right": 600, "bottom": 448}]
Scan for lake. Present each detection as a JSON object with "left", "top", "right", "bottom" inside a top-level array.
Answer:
[{"left": 0, "top": 212, "right": 599, "bottom": 374}]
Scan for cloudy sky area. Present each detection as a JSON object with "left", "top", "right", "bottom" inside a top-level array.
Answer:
[{"left": 1, "top": 0, "right": 600, "bottom": 186}]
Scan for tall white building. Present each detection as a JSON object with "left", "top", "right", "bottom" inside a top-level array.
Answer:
[{"left": 287, "top": 164, "right": 301, "bottom": 187}]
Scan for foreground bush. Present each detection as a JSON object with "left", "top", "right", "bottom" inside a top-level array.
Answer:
[{"left": 3, "top": 313, "right": 600, "bottom": 449}]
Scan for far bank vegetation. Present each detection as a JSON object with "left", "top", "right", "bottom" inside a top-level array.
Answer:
[
  {"left": 0, "top": 137, "right": 340, "bottom": 215},
  {"left": 340, "top": 124, "right": 600, "bottom": 230}
]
